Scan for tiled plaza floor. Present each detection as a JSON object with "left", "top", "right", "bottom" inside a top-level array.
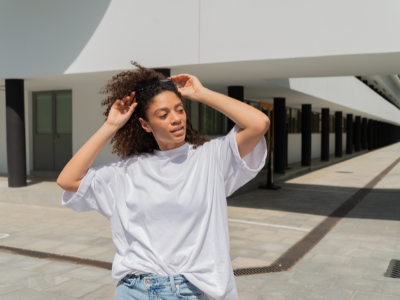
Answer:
[{"left": 0, "top": 142, "right": 400, "bottom": 299}]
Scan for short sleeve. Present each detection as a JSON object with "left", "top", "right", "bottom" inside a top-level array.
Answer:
[
  {"left": 61, "top": 162, "right": 117, "bottom": 219},
  {"left": 213, "top": 124, "right": 268, "bottom": 197}
]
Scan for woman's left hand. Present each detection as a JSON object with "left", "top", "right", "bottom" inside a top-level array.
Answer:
[{"left": 170, "top": 74, "right": 206, "bottom": 102}]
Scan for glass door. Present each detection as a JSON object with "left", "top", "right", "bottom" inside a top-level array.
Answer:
[{"left": 33, "top": 90, "right": 72, "bottom": 172}]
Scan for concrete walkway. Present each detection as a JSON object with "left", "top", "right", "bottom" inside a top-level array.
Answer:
[{"left": 0, "top": 143, "right": 400, "bottom": 299}]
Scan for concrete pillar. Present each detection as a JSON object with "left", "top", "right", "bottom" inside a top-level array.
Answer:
[
  {"left": 301, "top": 104, "right": 312, "bottom": 166},
  {"left": 5, "top": 79, "right": 27, "bottom": 187},
  {"left": 346, "top": 114, "right": 353, "bottom": 154},
  {"left": 321, "top": 108, "right": 329, "bottom": 161},
  {"left": 227, "top": 86, "right": 244, "bottom": 132},
  {"left": 335, "top": 111, "right": 342, "bottom": 157},
  {"left": 274, "top": 98, "right": 286, "bottom": 174},
  {"left": 355, "top": 116, "right": 361, "bottom": 152},
  {"left": 368, "top": 119, "right": 373, "bottom": 150},
  {"left": 354, "top": 116, "right": 361, "bottom": 152},
  {"left": 362, "top": 118, "right": 368, "bottom": 150}
]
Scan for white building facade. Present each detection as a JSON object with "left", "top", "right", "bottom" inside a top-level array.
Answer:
[{"left": 1, "top": 0, "right": 400, "bottom": 185}]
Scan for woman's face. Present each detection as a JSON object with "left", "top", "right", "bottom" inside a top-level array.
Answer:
[{"left": 139, "top": 90, "right": 187, "bottom": 151}]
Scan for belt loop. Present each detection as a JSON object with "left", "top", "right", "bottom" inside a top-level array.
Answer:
[{"left": 169, "top": 275, "right": 176, "bottom": 293}]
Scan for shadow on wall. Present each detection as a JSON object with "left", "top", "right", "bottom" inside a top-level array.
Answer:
[{"left": 0, "top": 0, "right": 112, "bottom": 78}]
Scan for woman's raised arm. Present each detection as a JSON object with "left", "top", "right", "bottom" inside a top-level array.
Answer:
[
  {"left": 171, "top": 74, "right": 270, "bottom": 158},
  {"left": 57, "top": 92, "right": 137, "bottom": 193}
]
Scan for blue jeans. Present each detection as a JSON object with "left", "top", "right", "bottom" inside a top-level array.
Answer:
[{"left": 114, "top": 273, "right": 206, "bottom": 300}]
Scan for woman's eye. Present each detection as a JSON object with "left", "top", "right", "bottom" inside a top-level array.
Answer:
[{"left": 160, "top": 114, "right": 167, "bottom": 118}]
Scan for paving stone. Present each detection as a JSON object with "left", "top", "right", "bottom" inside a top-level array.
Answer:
[
  {"left": 337, "top": 266, "right": 365, "bottom": 278},
  {"left": 237, "top": 290, "right": 273, "bottom": 300},
  {"left": 59, "top": 266, "right": 111, "bottom": 281},
  {"left": 0, "top": 256, "right": 52, "bottom": 270},
  {"left": 43, "top": 278, "right": 102, "bottom": 298},
  {"left": 0, "top": 285, "right": 23, "bottom": 297},
  {"left": 381, "top": 281, "right": 400, "bottom": 297},
  {"left": 288, "top": 271, "right": 337, "bottom": 288},
  {"left": 254, "top": 280, "right": 306, "bottom": 298},
  {"left": 93, "top": 274, "right": 118, "bottom": 286},
  {"left": 80, "top": 284, "right": 116, "bottom": 299},
  {"left": 27, "top": 261, "right": 82, "bottom": 275},
  {"left": 235, "top": 275, "right": 269, "bottom": 293},
  {"left": 291, "top": 261, "right": 324, "bottom": 274},
  {"left": 299, "top": 285, "right": 353, "bottom": 300},
  {"left": 0, "top": 288, "right": 58, "bottom": 300},
  {"left": 309, "top": 254, "right": 351, "bottom": 266},
  {"left": 334, "top": 247, "right": 374, "bottom": 258},
  {"left": 333, "top": 277, "right": 383, "bottom": 293},
  {"left": 351, "top": 291, "right": 400, "bottom": 300},
  {"left": 318, "top": 264, "right": 343, "bottom": 276},
  {"left": 349, "top": 257, "right": 389, "bottom": 270}
]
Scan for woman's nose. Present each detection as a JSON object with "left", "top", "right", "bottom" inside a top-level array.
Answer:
[{"left": 170, "top": 111, "right": 181, "bottom": 123}]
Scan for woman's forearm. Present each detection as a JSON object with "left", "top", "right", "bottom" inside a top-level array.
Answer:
[
  {"left": 195, "top": 88, "right": 270, "bottom": 133},
  {"left": 57, "top": 122, "right": 118, "bottom": 192}
]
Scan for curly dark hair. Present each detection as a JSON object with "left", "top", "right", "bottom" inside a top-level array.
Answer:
[{"left": 100, "top": 61, "right": 209, "bottom": 157}]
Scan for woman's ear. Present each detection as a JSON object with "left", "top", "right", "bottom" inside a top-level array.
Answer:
[{"left": 139, "top": 117, "right": 152, "bottom": 133}]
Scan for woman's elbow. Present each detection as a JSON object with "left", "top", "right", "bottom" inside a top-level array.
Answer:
[{"left": 256, "top": 115, "right": 270, "bottom": 135}]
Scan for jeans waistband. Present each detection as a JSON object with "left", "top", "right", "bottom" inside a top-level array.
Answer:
[{"left": 126, "top": 273, "right": 186, "bottom": 293}]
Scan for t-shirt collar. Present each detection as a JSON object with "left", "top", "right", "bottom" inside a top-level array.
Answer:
[{"left": 153, "top": 142, "right": 189, "bottom": 157}]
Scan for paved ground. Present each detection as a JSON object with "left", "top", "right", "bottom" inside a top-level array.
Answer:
[
  {"left": 0, "top": 142, "right": 399, "bottom": 299},
  {"left": 0, "top": 250, "right": 116, "bottom": 300}
]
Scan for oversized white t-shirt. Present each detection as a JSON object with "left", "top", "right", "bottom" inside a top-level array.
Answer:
[{"left": 61, "top": 124, "right": 267, "bottom": 300}]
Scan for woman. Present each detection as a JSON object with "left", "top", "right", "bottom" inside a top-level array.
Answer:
[{"left": 57, "top": 62, "right": 269, "bottom": 300}]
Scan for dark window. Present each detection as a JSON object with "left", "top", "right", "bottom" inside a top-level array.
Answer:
[
  {"left": 311, "top": 112, "right": 320, "bottom": 133},
  {"left": 343, "top": 117, "right": 346, "bottom": 133},
  {"left": 185, "top": 98, "right": 228, "bottom": 136},
  {"left": 286, "top": 107, "right": 300, "bottom": 133},
  {"left": 330, "top": 115, "right": 335, "bottom": 133}
]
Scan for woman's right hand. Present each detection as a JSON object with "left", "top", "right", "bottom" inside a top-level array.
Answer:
[{"left": 106, "top": 91, "right": 138, "bottom": 130}]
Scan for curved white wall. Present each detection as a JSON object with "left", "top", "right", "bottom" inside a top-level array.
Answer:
[
  {"left": 289, "top": 77, "right": 400, "bottom": 125},
  {"left": 199, "top": 0, "right": 400, "bottom": 64},
  {"left": 1, "top": 0, "right": 400, "bottom": 78}
]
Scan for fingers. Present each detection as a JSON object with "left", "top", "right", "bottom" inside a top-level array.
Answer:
[
  {"left": 128, "top": 100, "right": 138, "bottom": 114},
  {"left": 115, "top": 91, "right": 136, "bottom": 107},
  {"left": 128, "top": 91, "right": 136, "bottom": 105},
  {"left": 170, "top": 74, "right": 192, "bottom": 86}
]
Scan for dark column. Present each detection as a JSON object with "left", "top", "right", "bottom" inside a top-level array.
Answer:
[
  {"left": 374, "top": 121, "right": 378, "bottom": 148},
  {"left": 335, "top": 111, "right": 342, "bottom": 157},
  {"left": 378, "top": 121, "right": 382, "bottom": 147},
  {"left": 274, "top": 98, "right": 286, "bottom": 174},
  {"left": 386, "top": 123, "right": 389, "bottom": 146},
  {"left": 362, "top": 118, "right": 368, "bottom": 150},
  {"left": 354, "top": 116, "right": 361, "bottom": 152},
  {"left": 321, "top": 108, "right": 330, "bottom": 161},
  {"left": 152, "top": 68, "right": 170, "bottom": 78},
  {"left": 368, "top": 119, "right": 373, "bottom": 150},
  {"left": 301, "top": 104, "right": 312, "bottom": 166},
  {"left": 346, "top": 114, "right": 353, "bottom": 154},
  {"left": 5, "top": 79, "right": 27, "bottom": 187},
  {"left": 227, "top": 86, "right": 244, "bottom": 132}
]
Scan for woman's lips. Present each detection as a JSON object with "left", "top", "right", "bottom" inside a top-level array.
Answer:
[{"left": 171, "top": 126, "right": 184, "bottom": 135}]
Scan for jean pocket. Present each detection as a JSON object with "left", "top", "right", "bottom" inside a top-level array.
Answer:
[{"left": 175, "top": 281, "right": 204, "bottom": 299}]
